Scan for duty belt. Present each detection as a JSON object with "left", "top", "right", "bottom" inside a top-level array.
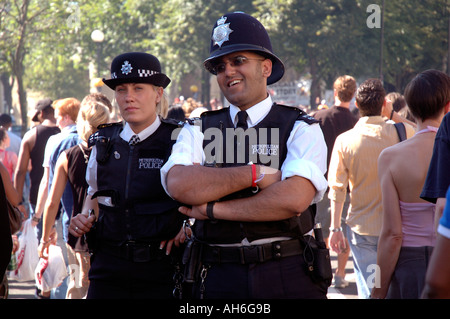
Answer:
[
  {"left": 98, "top": 240, "right": 165, "bottom": 262},
  {"left": 201, "top": 238, "right": 303, "bottom": 264}
]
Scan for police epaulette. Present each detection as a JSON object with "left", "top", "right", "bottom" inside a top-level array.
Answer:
[
  {"left": 185, "top": 117, "right": 202, "bottom": 126},
  {"left": 97, "top": 121, "right": 124, "bottom": 130},
  {"left": 88, "top": 131, "right": 100, "bottom": 147},
  {"left": 297, "top": 111, "right": 319, "bottom": 125},
  {"left": 88, "top": 121, "right": 124, "bottom": 147},
  {"left": 275, "top": 103, "right": 318, "bottom": 125},
  {"left": 161, "top": 117, "right": 185, "bottom": 127}
]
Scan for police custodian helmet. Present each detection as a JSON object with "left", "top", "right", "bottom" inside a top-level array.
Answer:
[
  {"left": 103, "top": 52, "right": 171, "bottom": 90},
  {"left": 204, "top": 12, "right": 285, "bottom": 85}
]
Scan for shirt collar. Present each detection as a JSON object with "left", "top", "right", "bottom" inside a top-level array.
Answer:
[
  {"left": 229, "top": 95, "right": 273, "bottom": 128},
  {"left": 61, "top": 124, "right": 76, "bottom": 133},
  {"left": 356, "top": 115, "right": 385, "bottom": 126},
  {"left": 120, "top": 116, "right": 161, "bottom": 142}
]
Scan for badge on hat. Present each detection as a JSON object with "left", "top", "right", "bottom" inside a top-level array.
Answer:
[
  {"left": 121, "top": 61, "right": 133, "bottom": 75},
  {"left": 212, "top": 16, "right": 233, "bottom": 47}
]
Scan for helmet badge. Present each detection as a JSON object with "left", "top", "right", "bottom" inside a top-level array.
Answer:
[
  {"left": 121, "top": 61, "right": 133, "bottom": 75},
  {"left": 212, "top": 16, "right": 233, "bottom": 48}
]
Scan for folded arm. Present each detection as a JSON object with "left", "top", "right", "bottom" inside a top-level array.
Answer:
[{"left": 179, "top": 175, "right": 316, "bottom": 222}]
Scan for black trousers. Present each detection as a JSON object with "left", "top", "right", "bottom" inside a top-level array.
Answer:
[
  {"left": 192, "top": 255, "right": 328, "bottom": 299},
  {"left": 87, "top": 251, "right": 177, "bottom": 299}
]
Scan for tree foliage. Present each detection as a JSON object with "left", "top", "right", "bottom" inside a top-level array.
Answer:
[{"left": 1, "top": 0, "right": 448, "bottom": 126}]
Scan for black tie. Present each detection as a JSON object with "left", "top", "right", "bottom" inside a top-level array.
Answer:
[
  {"left": 236, "top": 111, "right": 248, "bottom": 129},
  {"left": 129, "top": 134, "right": 140, "bottom": 146}
]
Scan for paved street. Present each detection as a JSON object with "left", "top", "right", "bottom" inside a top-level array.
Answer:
[{"left": 6, "top": 249, "right": 357, "bottom": 299}]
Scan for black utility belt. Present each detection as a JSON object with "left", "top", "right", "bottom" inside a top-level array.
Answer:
[
  {"left": 201, "top": 238, "right": 303, "bottom": 264},
  {"left": 98, "top": 240, "right": 166, "bottom": 263}
]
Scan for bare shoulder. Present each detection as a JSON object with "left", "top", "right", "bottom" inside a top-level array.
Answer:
[
  {"left": 378, "top": 137, "right": 419, "bottom": 172},
  {"left": 22, "top": 126, "right": 37, "bottom": 144}
]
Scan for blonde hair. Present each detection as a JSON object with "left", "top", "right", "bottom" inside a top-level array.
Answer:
[
  {"left": 155, "top": 86, "right": 169, "bottom": 119},
  {"left": 81, "top": 92, "right": 113, "bottom": 112},
  {"left": 53, "top": 97, "right": 80, "bottom": 122},
  {"left": 76, "top": 99, "right": 111, "bottom": 142}
]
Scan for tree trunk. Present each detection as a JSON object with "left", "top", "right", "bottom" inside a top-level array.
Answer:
[
  {"left": 308, "top": 52, "right": 321, "bottom": 111},
  {"left": 0, "top": 74, "right": 13, "bottom": 114},
  {"left": 16, "top": 73, "right": 28, "bottom": 136},
  {"left": 201, "top": 68, "right": 210, "bottom": 108}
]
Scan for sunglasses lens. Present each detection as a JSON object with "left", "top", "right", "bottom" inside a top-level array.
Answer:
[
  {"left": 233, "top": 56, "right": 247, "bottom": 66},
  {"left": 212, "top": 56, "right": 256, "bottom": 73}
]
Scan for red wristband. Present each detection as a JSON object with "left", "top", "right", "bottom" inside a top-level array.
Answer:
[{"left": 251, "top": 164, "right": 257, "bottom": 187}]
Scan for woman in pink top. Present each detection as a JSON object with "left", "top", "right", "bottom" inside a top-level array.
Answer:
[
  {"left": 0, "top": 128, "right": 17, "bottom": 181},
  {"left": 371, "top": 70, "right": 450, "bottom": 299}
]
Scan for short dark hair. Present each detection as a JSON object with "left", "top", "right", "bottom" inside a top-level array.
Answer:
[
  {"left": 0, "top": 127, "right": 7, "bottom": 142},
  {"left": 386, "top": 92, "right": 407, "bottom": 112},
  {"left": 0, "top": 114, "right": 12, "bottom": 126},
  {"left": 404, "top": 69, "right": 450, "bottom": 121},
  {"left": 356, "top": 78, "right": 385, "bottom": 116}
]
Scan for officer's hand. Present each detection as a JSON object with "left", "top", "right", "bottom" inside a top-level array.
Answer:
[
  {"left": 257, "top": 165, "right": 281, "bottom": 189},
  {"left": 178, "top": 204, "right": 208, "bottom": 220},
  {"left": 69, "top": 214, "right": 96, "bottom": 237},
  {"left": 160, "top": 226, "right": 186, "bottom": 255}
]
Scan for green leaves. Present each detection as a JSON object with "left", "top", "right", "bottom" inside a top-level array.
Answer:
[{"left": 1, "top": 0, "right": 448, "bottom": 120}]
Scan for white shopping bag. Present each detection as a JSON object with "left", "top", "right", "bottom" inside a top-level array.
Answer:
[
  {"left": 35, "top": 245, "right": 68, "bottom": 292},
  {"left": 11, "top": 219, "right": 39, "bottom": 281}
]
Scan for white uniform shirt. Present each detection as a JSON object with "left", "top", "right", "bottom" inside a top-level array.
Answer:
[{"left": 160, "top": 96, "right": 328, "bottom": 203}]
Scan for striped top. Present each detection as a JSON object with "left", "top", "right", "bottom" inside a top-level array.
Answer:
[{"left": 328, "top": 116, "right": 415, "bottom": 236}]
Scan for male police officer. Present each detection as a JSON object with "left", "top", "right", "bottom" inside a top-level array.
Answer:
[
  {"left": 70, "top": 52, "right": 185, "bottom": 299},
  {"left": 161, "top": 12, "right": 329, "bottom": 299}
]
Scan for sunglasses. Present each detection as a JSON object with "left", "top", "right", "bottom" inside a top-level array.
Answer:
[{"left": 211, "top": 56, "right": 266, "bottom": 74}]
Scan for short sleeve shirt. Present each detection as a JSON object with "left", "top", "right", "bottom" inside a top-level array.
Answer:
[
  {"left": 421, "top": 112, "right": 450, "bottom": 203},
  {"left": 438, "top": 186, "right": 450, "bottom": 239}
]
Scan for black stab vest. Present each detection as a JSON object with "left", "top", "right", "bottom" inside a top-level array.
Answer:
[
  {"left": 91, "top": 120, "right": 184, "bottom": 244},
  {"left": 194, "top": 103, "right": 318, "bottom": 244}
]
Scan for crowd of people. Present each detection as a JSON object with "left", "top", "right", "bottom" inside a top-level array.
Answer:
[{"left": 0, "top": 11, "right": 449, "bottom": 300}]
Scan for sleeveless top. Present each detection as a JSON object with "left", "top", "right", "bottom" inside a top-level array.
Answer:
[
  {"left": 65, "top": 143, "right": 91, "bottom": 250},
  {"left": 0, "top": 149, "right": 16, "bottom": 181},
  {"left": 399, "top": 200, "right": 436, "bottom": 247},
  {"left": 29, "top": 125, "right": 60, "bottom": 205}
]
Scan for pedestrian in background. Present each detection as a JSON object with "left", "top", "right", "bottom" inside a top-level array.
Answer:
[
  {"left": 313, "top": 75, "right": 358, "bottom": 288},
  {"left": 34, "top": 97, "right": 80, "bottom": 298},
  {"left": 328, "top": 78, "right": 415, "bottom": 298},
  {"left": 422, "top": 186, "right": 450, "bottom": 299},
  {"left": 38, "top": 95, "right": 111, "bottom": 298},
  {"left": 0, "top": 128, "right": 18, "bottom": 182},
  {"left": 0, "top": 114, "right": 21, "bottom": 156},
  {"left": 372, "top": 69, "right": 450, "bottom": 299},
  {"left": 15, "top": 99, "right": 60, "bottom": 233}
]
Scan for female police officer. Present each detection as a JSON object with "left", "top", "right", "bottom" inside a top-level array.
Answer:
[{"left": 69, "top": 52, "right": 185, "bottom": 299}]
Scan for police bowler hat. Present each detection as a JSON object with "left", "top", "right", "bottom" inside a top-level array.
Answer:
[
  {"left": 204, "top": 12, "right": 285, "bottom": 85},
  {"left": 103, "top": 52, "right": 171, "bottom": 90}
]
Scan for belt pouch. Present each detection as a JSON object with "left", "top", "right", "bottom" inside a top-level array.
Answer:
[
  {"left": 302, "top": 235, "right": 332, "bottom": 286},
  {"left": 182, "top": 240, "right": 203, "bottom": 283}
]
